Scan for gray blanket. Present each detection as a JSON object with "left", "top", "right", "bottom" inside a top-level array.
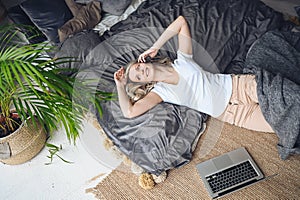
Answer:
[
  {"left": 56, "top": 0, "right": 291, "bottom": 174},
  {"left": 245, "top": 30, "right": 300, "bottom": 159}
]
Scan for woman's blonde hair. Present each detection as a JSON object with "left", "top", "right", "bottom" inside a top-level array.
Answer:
[{"left": 125, "top": 56, "right": 172, "bottom": 102}]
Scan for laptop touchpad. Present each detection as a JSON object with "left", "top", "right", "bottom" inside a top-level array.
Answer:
[{"left": 213, "top": 154, "right": 233, "bottom": 170}]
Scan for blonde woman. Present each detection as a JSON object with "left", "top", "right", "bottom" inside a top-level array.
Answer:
[{"left": 114, "top": 16, "right": 274, "bottom": 133}]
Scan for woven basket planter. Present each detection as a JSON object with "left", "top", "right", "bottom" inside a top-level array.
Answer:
[{"left": 0, "top": 117, "right": 47, "bottom": 165}]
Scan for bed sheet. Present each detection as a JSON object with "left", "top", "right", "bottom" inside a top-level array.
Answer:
[{"left": 59, "top": 0, "right": 290, "bottom": 175}]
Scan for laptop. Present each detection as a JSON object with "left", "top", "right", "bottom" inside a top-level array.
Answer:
[{"left": 196, "top": 147, "right": 264, "bottom": 199}]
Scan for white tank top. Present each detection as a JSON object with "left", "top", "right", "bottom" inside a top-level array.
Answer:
[{"left": 152, "top": 51, "right": 232, "bottom": 117}]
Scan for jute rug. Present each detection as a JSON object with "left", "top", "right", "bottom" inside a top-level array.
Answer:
[{"left": 88, "top": 118, "right": 300, "bottom": 200}]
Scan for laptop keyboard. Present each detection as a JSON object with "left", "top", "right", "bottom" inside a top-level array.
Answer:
[{"left": 206, "top": 160, "right": 258, "bottom": 193}]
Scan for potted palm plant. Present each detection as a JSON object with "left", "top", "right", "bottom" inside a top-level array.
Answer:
[{"left": 0, "top": 25, "right": 111, "bottom": 164}]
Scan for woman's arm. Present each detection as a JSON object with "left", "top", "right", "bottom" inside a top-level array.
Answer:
[
  {"left": 139, "top": 15, "right": 192, "bottom": 62},
  {"left": 114, "top": 67, "right": 162, "bottom": 118}
]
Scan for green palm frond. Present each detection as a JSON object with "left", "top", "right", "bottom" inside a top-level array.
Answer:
[{"left": 0, "top": 24, "right": 113, "bottom": 142}]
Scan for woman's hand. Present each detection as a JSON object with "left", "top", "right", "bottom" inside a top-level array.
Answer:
[
  {"left": 138, "top": 47, "right": 159, "bottom": 62},
  {"left": 114, "top": 67, "right": 127, "bottom": 87}
]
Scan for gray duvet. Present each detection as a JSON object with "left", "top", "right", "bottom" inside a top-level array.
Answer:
[{"left": 56, "top": 0, "right": 298, "bottom": 175}]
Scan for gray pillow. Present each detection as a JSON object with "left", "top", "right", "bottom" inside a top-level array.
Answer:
[
  {"left": 75, "top": 0, "right": 131, "bottom": 15},
  {"left": 295, "top": 6, "right": 300, "bottom": 18},
  {"left": 1, "top": 0, "right": 27, "bottom": 9},
  {"left": 19, "top": 0, "right": 73, "bottom": 44}
]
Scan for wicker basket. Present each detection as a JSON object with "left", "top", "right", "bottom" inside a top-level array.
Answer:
[{"left": 0, "top": 117, "right": 47, "bottom": 165}]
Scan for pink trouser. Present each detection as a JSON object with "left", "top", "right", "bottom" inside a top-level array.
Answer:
[{"left": 217, "top": 74, "right": 274, "bottom": 133}]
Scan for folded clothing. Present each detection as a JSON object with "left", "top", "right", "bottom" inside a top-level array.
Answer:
[{"left": 58, "top": 0, "right": 101, "bottom": 43}]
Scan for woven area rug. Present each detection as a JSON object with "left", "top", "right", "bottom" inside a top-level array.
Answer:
[{"left": 88, "top": 118, "right": 300, "bottom": 200}]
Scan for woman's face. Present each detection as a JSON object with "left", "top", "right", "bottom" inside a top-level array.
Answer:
[{"left": 128, "top": 62, "right": 154, "bottom": 83}]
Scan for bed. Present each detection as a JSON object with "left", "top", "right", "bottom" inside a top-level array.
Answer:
[{"left": 15, "top": 0, "right": 298, "bottom": 175}]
